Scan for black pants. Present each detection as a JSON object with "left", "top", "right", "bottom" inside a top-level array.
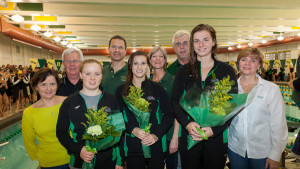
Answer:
[
  {"left": 126, "top": 153, "right": 166, "bottom": 169},
  {"left": 179, "top": 136, "right": 227, "bottom": 169},
  {"left": 166, "top": 141, "right": 178, "bottom": 169}
]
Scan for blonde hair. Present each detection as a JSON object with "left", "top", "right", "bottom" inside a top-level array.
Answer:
[
  {"left": 80, "top": 59, "right": 103, "bottom": 73},
  {"left": 237, "top": 47, "right": 264, "bottom": 67}
]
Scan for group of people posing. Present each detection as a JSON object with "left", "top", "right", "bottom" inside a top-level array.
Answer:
[{"left": 22, "top": 24, "right": 288, "bottom": 169}]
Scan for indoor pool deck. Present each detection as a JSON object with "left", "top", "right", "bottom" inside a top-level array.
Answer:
[{"left": 0, "top": 104, "right": 300, "bottom": 169}]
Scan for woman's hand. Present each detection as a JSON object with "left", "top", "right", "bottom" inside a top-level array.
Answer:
[
  {"left": 141, "top": 134, "right": 158, "bottom": 146},
  {"left": 186, "top": 122, "right": 201, "bottom": 140},
  {"left": 265, "top": 158, "right": 279, "bottom": 169},
  {"left": 80, "top": 146, "right": 95, "bottom": 163},
  {"left": 201, "top": 127, "right": 214, "bottom": 138},
  {"left": 169, "top": 136, "right": 179, "bottom": 154},
  {"left": 115, "top": 165, "right": 124, "bottom": 169},
  {"left": 132, "top": 127, "right": 148, "bottom": 140}
]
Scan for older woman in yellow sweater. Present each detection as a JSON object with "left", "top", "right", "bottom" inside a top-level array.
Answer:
[{"left": 22, "top": 68, "right": 70, "bottom": 169}]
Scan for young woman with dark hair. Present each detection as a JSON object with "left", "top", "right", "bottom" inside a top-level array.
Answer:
[
  {"left": 116, "top": 51, "right": 173, "bottom": 169},
  {"left": 171, "top": 24, "right": 238, "bottom": 169}
]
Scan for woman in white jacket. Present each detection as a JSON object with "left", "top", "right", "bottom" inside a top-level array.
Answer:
[{"left": 228, "top": 47, "right": 288, "bottom": 169}]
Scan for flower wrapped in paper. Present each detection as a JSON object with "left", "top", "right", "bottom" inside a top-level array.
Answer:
[
  {"left": 122, "top": 85, "right": 152, "bottom": 158},
  {"left": 81, "top": 107, "right": 125, "bottom": 169},
  {"left": 180, "top": 75, "right": 248, "bottom": 150}
]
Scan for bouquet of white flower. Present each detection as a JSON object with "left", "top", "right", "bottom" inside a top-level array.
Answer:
[{"left": 81, "top": 107, "right": 125, "bottom": 169}]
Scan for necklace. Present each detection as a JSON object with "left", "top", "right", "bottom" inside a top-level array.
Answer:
[{"left": 240, "top": 77, "right": 258, "bottom": 93}]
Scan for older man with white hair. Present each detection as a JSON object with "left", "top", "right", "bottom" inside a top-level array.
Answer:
[
  {"left": 166, "top": 30, "right": 191, "bottom": 76},
  {"left": 57, "top": 48, "right": 83, "bottom": 96}
]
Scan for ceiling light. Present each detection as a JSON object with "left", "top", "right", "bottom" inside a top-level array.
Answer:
[
  {"left": 43, "top": 31, "right": 52, "bottom": 37},
  {"left": 11, "top": 14, "right": 24, "bottom": 22},
  {"left": 261, "top": 39, "right": 267, "bottom": 44},
  {"left": 54, "top": 36, "right": 61, "bottom": 42},
  {"left": 237, "top": 44, "right": 242, "bottom": 48},
  {"left": 248, "top": 42, "right": 253, "bottom": 47},
  {"left": 0, "top": 0, "right": 8, "bottom": 8},
  {"left": 67, "top": 44, "right": 73, "bottom": 48},
  {"left": 277, "top": 35, "right": 284, "bottom": 41},
  {"left": 132, "top": 48, "right": 136, "bottom": 52},
  {"left": 228, "top": 46, "right": 232, "bottom": 50},
  {"left": 31, "top": 24, "right": 41, "bottom": 31},
  {"left": 61, "top": 41, "right": 68, "bottom": 45}
]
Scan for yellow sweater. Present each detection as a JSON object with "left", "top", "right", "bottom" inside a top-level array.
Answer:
[{"left": 22, "top": 103, "right": 70, "bottom": 167}]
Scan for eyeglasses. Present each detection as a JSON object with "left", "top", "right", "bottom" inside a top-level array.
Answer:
[
  {"left": 64, "top": 60, "right": 81, "bottom": 65},
  {"left": 175, "top": 41, "right": 189, "bottom": 48}
]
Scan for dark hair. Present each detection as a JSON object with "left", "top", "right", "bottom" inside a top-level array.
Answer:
[
  {"left": 108, "top": 35, "right": 127, "bottom": 50},
  {"left": 189, "top": 24, "right": 217, "bottom": 79},
  {"left": 31, "top": 68, "right": 60, "bottom": 91},
  {"left": 123, "top": 51, "right": 150, "bottom": 96}
]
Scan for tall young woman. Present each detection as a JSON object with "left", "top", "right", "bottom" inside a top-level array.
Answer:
[
  {"left": 228, "top": 47, "right": 288, "bottom": 169},
  {"left": 22, "top": 68, "right": 70, "bottom": 169},
  {"left": 116, "top": 51, "right": 173, "bottom": 169},
  {"left": 171, "top": 24, "right": 237, "bottom": 169},
  {"left": 56, "top": 59, "right": 123, "bottom": 169},
  {"left": 149, "top": 47, "right": 179, "bottom": 169}
]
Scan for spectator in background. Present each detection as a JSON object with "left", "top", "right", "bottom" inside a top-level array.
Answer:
[
  {"left": 0, "top": 72, "right": 7, "bottom": 117},
  {"left": 289, "top": 65, "right": 296, "bottom": 81},
  {"left": 56, "top": 48, "right": 83, "bottom": 96}
]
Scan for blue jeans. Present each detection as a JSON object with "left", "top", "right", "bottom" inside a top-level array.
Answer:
[
  {"left": 41, "top": 164, "right": 69, "bottom": 169},
  {"left": 228, "top": 148, "right": 268, "bottom": 169}
]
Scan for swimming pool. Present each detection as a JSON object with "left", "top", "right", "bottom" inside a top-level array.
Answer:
[{"left": 0, "top": 120, "right": 38, "bottom": 169}]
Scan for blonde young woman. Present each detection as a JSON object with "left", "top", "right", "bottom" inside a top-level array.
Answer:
[
  {"left": 22, "top": 68, "right": 70, "bottom": 169},
  {"left": 56, "top": 59, "right": 123, "bottom": 169}
]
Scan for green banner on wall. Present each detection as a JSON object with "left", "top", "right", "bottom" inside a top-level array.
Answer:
[
  {"left": 38, "top": 59, "right": 46, "bottom": 68},
  {"left": 55, "top": 60, "right": 62, "bottom": 71},
  {"left": 269, "top": 60, "right": 274, "bottom": 69},
  {"left": 292, "top": 59, "right": 297, "bottom": 67},
  {"left": 280, "top": 60, "right": 286, "bottom": 68}
]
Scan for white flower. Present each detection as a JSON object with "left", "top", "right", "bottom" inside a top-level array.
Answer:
[{"left": 87, "top": 125, "right": 103, "bottom": 136}]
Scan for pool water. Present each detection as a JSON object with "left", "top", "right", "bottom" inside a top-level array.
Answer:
[{"left": 0, "top": 121, "right": 39, "bottom": 169}]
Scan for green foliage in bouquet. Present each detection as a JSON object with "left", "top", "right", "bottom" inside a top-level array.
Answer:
[
  {"left": 81, "top": 107, "right": 121, "bottom": 144},
  {"left": 125, "top": 85, "right": 150, "bottom": 112},
  {"left": 142, "top": 123, "right": 152, "bottom": 133},
  {"left": 209, "top": 75, "right": 236, "bottom": 115}
]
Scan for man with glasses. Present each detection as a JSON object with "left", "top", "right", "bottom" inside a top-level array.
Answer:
[
  {"left": 101, "top": 35, "right": 128, "bottom": 95},
  {"left": 165, "top": 30, "right": 190, "bottom": 169},
  {"left": 166, "top": 30, "right": 191, "bottom": 76},
  {"left": 57, "top": 48, "right": 83, "bottom": 96}
]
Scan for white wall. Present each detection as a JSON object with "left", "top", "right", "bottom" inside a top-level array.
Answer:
[{"left": 0, "top": 33, "right": 61, "bottom": 67}]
